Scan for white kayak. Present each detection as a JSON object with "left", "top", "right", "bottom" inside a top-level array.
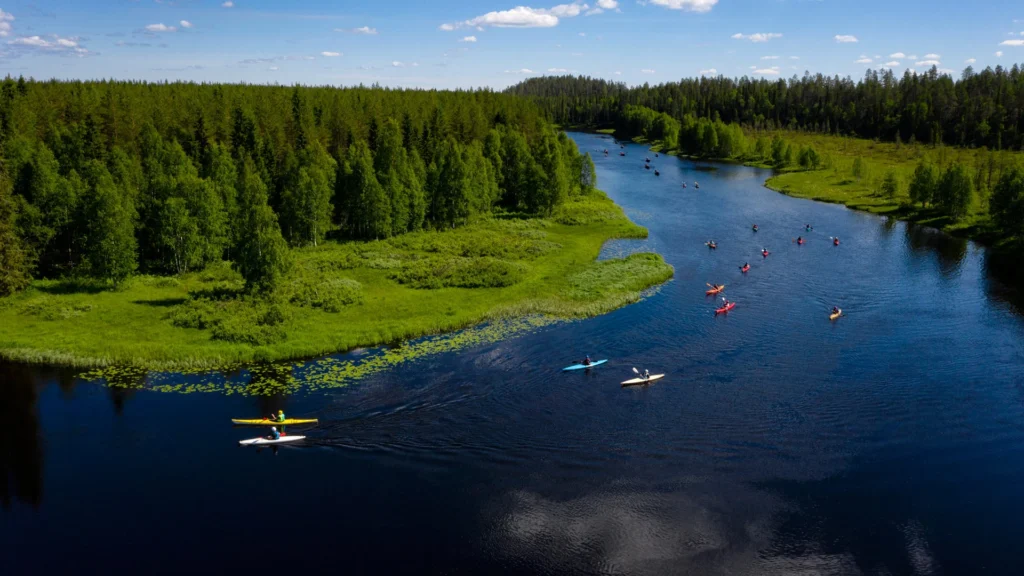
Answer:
[
  {"left": 238, "top": 435, "right": 306, "bottom": 446},
  {"left": 621, "top": 374, "right": 665, "bottom": 386}
]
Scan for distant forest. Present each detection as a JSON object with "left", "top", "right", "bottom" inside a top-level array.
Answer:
[
  {"left": 0, "top": 79, "right": 597, "bottom": 295},
  {"left": 507, "top": 65, "right": 1024, "bottom": 150}
]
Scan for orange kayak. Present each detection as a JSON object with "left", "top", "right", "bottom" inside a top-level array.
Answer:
[
  {"left": 716, "top": 302, "right": 736, "bottom": 314},
  {"left": 706, "top": 285, "right": 725, "bottom": 295}
]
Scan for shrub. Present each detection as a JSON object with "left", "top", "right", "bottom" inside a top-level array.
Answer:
[
  {"left": 287, "top": 276, "right": 363, "bottom": 312},
  {"left": 391, "top": 257, "right": 527, "bottom": 289}
]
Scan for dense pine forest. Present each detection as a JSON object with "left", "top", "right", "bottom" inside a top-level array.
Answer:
[
  {"left": 0, "top": 78, "right": 598, "bottom": 297},
  {"left": 508, "top": 66, "right": 1024, "bottom": 150}
]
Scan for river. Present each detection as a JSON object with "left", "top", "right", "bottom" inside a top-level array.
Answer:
[{"left": 4, "top": 132, "right": 1024, "bottom": 575}]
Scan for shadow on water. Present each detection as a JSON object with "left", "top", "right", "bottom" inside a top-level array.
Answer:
[
  {"left": 905, "top": 223, "right": 968, "bottom": 278},
  {"left": 983, "top": 246, "right": 1024, "bottom": 315},
  {"left": 0, "top": 362, "right": 44, "bottom": 510}
]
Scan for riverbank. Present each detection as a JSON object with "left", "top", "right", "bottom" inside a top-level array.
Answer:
[
  {"left": 0, "top": 190, "right": 673, "bottom": 370},
  {"left": 607, "top": 128, "right": 1017, "bottom": 247}
]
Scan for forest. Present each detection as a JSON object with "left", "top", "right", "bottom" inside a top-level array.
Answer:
[
  {"left": 508, "top": 65, "right": 1024, "bottom": 150},
  {"left": 511, "top": 70, "right": 1024, "bottom": 242},
  {"left": 0, "top": 78, "right": 599, "bottom": 297}
]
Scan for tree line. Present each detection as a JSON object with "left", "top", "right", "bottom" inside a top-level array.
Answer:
[
  {"left": 508, "top": 65, "right": 1024, "bottom": 150},
  {"left": 0, "top": 79, "right": 596, "bottom": 296}
]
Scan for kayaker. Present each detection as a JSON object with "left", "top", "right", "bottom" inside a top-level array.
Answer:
[
  {"left": 752, "top": 224, "right": 758, "bottom": 231},
  {"left": 762, "top": 248, "right": 769, "bottom": 256},
  {"left": 643, "top": 369, "right": 650, "bottom": 380},
  {"left": 268, "top": 426, "right": 281, "bottom": 440},
  {"left": 832, "top": 306, "right": 841, "bottom": 316},
  {"left": 583, "top": 355, "right": 592, "bottom": 366},
  {"left": 797, "top": 236, "right": 803, "bottom": 244},
  {"left": 269, "top": 409, "right": 285, "bottom": 422},
  {"left": 833, "top": 237, "right": 840, "bottom": 246}
]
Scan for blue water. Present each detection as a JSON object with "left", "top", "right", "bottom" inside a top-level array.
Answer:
[{"left": 4, "top": 133, "right": 1024, "bottom": 575}]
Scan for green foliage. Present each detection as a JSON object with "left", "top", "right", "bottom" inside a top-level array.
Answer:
[
  {"left": 936, "top": 163, "right": 974, "bottom": 221},
  {"left": 391, "top": 256, "right": 528, "bottom": 289},
  {"left": 881, "top": 171, "right": 900, "bottom": 200},
  {"left": 233, "top": 158, "right": 292, "bottom": 292},
  {"left": 83, "top": 161, "right": 137, "bottom": 284},
  {"left": 908, "top": 162, "right": 938, "bottom": 206},
  {"left": 287, "top": 275, "right": 363, "bottom": 312},
  {"left": 0, "top": 176, "right": 32, "bottom": 297},
  {"left": 852, "top": 157, "right": 868, "bottom": 180},
  {"left": 580, "top": 152, "right": 597, "bottom": 192},
  {"left": 991, "top": 168, "right": 1024, "bottom": 235}
]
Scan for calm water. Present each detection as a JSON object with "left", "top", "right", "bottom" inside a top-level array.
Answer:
[{"left": 4, "top": 133, "right": 1024, "bottom": 575}]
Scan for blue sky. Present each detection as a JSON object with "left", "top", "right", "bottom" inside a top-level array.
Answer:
[{"left": 1, "top": 0, "right": 1023, "bottom": 88}]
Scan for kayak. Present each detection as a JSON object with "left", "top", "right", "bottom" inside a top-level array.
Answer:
[
  {"left": 797, "top": 240, "right": 805, "bottom": 245},
  {"left": 706, "top": 285, "right": 725, "bottom": 295},
  {"left": 740, "top": 265, "right": 750, "bottom": 273},
  {"left": 562, "top": 359, "right": 608, "bottom": 371},
  {"left": 621, "top": 374, "right": 665, "bottom": 386},
  {"left": 232, "top": 418, "right": 319, "bottom": 426},
  {"left": 762, "top": 251, "right": 770, "bottom": 257},
  {"left": 830, "top": 310, "right": 843, "bottom": 321},
  {"left": 239, "top": 435, "right": 306, "bottom": 446},
  {"left": 833, "top": 240, "right": 840, "bottom": 246},
  {"left": 715, "top": 302, "right": 736, "bottom": 314},
  {"left": 706, "top": 243, "right": 717, "bottom": 249}
]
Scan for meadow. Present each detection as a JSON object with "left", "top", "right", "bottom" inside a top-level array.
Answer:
[{"left": 0, "top": 190, "right": 673, "bottom": 369}]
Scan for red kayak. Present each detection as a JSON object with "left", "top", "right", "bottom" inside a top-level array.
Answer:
[
  {"left": 740, "top": 265, "right": 750, "bottom": 273},
  {"left": 797, "top": 240, "right": 805, "bottom": 245},
  {"left": 762, "top": 251, "right": 770, "bottom": 258},
  {"left": 715, "top": 302, "right": 736, "bottom": 314},
  {"left": 833, "top": 239, "right": 840, "bottom": 246}
]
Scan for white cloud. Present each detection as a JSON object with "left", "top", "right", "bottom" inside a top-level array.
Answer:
[
  {"left": 731, "top": 32, "right": 782, "bottom": 43},
  {"left": 646, "top": 0, "right": 719, "bottom": 12},
  {"left": 885, "top": 61, "right": 901, "bottom": 67},
  {"left": 443, "top": 3, "right": 596, "bottom": 30},
  {"left": 754, "top": 67, "right": 781, "bottom": 75},
  {"left": 965, "top": 58, "right": 976, "bottom": 64},
  {"left": 889, "top": 52, "right": 906, "bottom": 58},
  {"left": 321, "top": 51, "right": 342, "bottom": 57},
  {"left": 180, "top": 20, "right": 193, "bottom": 29},
  {"left": 351, "top": 26, "right": 378, "bottom": 35},
  {"left": 834, "top": 35, "right": 858, "bottom": 43},
  {"left": 924, "top": 53, "right": 941, "bottom": 59},
  {"left": 1000, "top": 39, "right": 1024, "bottom": 46},
  {"left": 761, "top": 55, "right": 779, "bottom": 60},
  {"left": 0, "top": 9, "right": 14, "bottom": 38},
  {"left": 598, "top": 0, "right": 619, "bottom": 7},
  {"left": 504, "top": 68, "right": 535, "bottom": 74},
  {"left": 460, "top": 35, "right": 477, "bottom": 42},
  {"left": 56, "top": 38, "right": 77, "bottom": 47},
  {"left": 614, "top": 70, "right": 621, "bottom": 75},
  {"left": 548, "top": 67, "right": 569, "bottom": 72},
  {"left": 915, "top": 59, "right": 941, "bottom": 66},
  {"left": 222, "top": 1, "right": 234, "bottom": 7},
  {"left": 855, "top": 57, "right": 873, "bottom": 64},
  {"left": 640, "top": 68, "right": 655, "bottom": 73},
  {"left": 145, "top": 23, "right": 177, "bottom": 33},
  {"left": 9, "top": 35, "right": 49, "bottom": 47},
  {"left": 7, "top": 34, "right": 88, "bottom": 56},
  {"left": 995, "top": 50, "right": 1004, "bottom": 57},
  {"left": 699, "top": 68, "right": 717, "bottom": 75},
  {"left": 789, "top": 56, "right": 800, "bottom": 60},
  {"left": 391, "top": 61, "right": 404, "bottom": 67}
]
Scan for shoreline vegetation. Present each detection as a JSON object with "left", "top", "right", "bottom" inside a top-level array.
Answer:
[
  {"left": 575, "top": 124, "right": 1023, "bottom": 248},
  {"left": 0, "top": 80, "right": 675, "bottom": 371},
  {"left": 0, "top": 189, "right": 673, "bottom": 369},
  {"left": 518, "top": 73, "right": 1024, "bottom": 253}
]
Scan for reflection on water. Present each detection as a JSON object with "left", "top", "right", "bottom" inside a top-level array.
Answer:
[
  {"left": 905, "top": 223, "right": 968, "bottom": 277},
  {"left": 0, "top": 362, "right": 44, "bottom": 510}
]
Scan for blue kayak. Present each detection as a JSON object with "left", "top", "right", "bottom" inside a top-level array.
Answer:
[{"left": 562, "top": 359, "right": 608, "bottom": 371}]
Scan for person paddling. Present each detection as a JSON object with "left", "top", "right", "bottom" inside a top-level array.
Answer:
[
  {"left": 797, "top": 236, "right": 804, "bottom": 244},
  {"left": 268, "top": 426, "right": 281, "bottom": 440},
  {"left": 833, "top": 237, "right": 840, "bottom": 246},
  {"left": 762, "top": 248, "right": 769, "bottom": 257},
  {"left": 583, "top": 355, "right": 592, "bottom": 366},
  {"left": 269, "top": 409, "right": 285, "bottom": 423},
  {"left": 832, "top": 306, "right": 841, "bottom": 316},
  {"left": 643, "top": 369, "right": 650, "bottom": 380},
  {"left": 752, "top": 224, "right": 758, "bottom": 232}
]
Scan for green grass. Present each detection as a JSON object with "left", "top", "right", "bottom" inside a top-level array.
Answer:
[
  {"left": 0, "top": 190, "right": 672, "bottom": 370},
  {"left": 760, "top": 132, "right": 1017, "bottom": 241}
]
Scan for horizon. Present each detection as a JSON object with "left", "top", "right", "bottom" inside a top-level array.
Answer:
[{"left": 1, "top": 0, "right": 1022, "bottom": 89}]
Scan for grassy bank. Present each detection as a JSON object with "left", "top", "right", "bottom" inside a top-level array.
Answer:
[
  {"left": 605, "top": 127, "right": 1020, "bottom": 245},
  {"left": 0, "top": 190, "right": 673, "bottom": 370}
]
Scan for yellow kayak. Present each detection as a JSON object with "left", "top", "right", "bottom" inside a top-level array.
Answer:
[
  {"left": 231, "top": 418, "right": 319, "bottom": 426},
  {"left": 830, "top": 310, "right": 843, "bottom": 321}
]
